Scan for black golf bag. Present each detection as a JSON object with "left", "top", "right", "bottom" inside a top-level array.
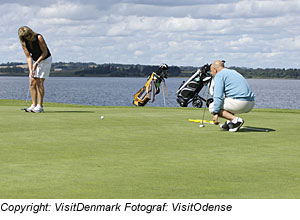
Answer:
[
  {"left": 133, "top": 64, "right": 168, "bottom": 106},
  {"left": 176, "top": 64, "right": 213, "bottom": 108}
]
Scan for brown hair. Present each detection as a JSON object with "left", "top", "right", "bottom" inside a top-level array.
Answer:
[{"left": 18, "top": 26, "right": 37, "bottom": 46}]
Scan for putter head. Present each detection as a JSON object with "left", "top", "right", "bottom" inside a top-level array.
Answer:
[{"left": 21, "top": 108, "right": 29, "bottom": 112}]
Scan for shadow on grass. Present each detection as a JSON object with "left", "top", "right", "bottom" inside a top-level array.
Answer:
[{"left": 239, "top": 126, "right": 276, "bottom": 132}]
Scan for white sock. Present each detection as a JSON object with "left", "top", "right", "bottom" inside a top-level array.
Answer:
[{"left": 232, "top": 117, "right": 239, "bottom": 123}]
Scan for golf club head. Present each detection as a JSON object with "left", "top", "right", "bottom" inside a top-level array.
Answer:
[{"left": 21, "top": 108, "right": 29, "bottom": 112}]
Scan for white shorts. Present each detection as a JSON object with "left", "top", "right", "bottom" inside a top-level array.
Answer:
[
  {"left": 34, "top": 56, "right": 52, "bottom": 78},
  {"left": 209, "top": 97, "right": 255, "bottom": 114}
]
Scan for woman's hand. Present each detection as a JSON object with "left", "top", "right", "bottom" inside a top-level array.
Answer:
[
  {"left": 33, "top": 62, "right": 38, "bottom": 72},
  {"left": 29, "top": 70, "right": 35, "bottom": 79}
]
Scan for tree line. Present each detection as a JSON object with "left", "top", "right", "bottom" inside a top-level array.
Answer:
[
  {"left": 0, "top": 62, "right": 299, "bottom": 79},
  {"left": 74, "top": 64, "right": 182, "bottom": 77},
  {"left": 231, "top": 67, "right": 300, "bottom": 79}
]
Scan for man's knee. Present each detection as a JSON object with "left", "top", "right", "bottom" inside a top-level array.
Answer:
[{"left": 209, "top": 102, "right": 214, "bottom": 114}]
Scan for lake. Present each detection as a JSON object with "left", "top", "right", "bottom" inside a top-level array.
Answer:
[{"left": 0, "top": 77, "right": 299, "bottom": 109}]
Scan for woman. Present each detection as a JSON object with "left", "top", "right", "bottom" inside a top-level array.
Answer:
[{"left": 18, "top": 26, "right": 52, "bottom": 113}]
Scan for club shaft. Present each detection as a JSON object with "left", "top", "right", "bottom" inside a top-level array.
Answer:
[
  {"left": 25, "top": 85, "right": 30, "bottom": 107},
  {"left": 201, "top": 85, "right": 210, "bottom": 125}
]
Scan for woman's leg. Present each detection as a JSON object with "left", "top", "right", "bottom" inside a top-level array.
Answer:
[
  {"left": 30, "top": 78, "right": 37, "bottom": 106},
  {"left": 36, "top": 78, "right": 45, "bottom": 106}
]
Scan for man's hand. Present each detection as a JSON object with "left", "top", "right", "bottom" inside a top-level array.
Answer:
[{"left": 212, "top": 114, "right": 220, "bottom": 125}]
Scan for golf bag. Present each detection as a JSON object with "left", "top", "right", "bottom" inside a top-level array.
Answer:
[
  {"left": 176, "top": 64, "right": 213, "bottom": 108},
  {"left": 133, "top": 64, "right": 168, "bottom": 106}
]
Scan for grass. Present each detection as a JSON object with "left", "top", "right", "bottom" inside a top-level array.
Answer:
[{"left": 0, "top": 99, "right": 300, "bottom": 199}]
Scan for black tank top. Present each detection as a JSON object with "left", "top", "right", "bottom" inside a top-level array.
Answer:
[{"left": 25, "top": 34, "right": 51, "bottom": 61}]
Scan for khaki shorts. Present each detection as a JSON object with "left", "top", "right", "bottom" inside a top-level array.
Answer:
[
  {"left": 34, "top": 56, "right": 52, "bottom": 78},
  {"left": 209, "top": 97, "right": 255, "bottom": 114}
]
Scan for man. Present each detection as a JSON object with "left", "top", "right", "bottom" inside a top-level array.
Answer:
[{"left": 209, "top": 60, "right": 255, "bottom": 132}]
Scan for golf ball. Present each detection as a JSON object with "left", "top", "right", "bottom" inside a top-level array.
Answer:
[
  {"left": 100, "top": 115, "right": 104, "bottom": 120},
  {"left": 199, "top": 124, "right": 204, "bottom": 127}
]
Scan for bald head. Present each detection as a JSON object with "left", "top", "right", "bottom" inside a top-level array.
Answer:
[
  {"left": 212, "top": 60, "right": 225, "bottom": 68},
  {"left": 210, "top": 60, "right": 225, "bottom": 77}
]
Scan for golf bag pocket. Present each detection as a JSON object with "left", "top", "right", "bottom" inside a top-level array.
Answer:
[
  {"left": 133, "top": 64, "right": 168, "bottom": 107},
  {"left": 133, "top": 73, "right": 157, "bottom": 106},
  {"left": 176, "top": 64, "right": 212, "bottom": 108}
]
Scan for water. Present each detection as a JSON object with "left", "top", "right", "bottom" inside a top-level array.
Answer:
[{"left": 0, "top": 77, "right": 299, "bottom": 109}]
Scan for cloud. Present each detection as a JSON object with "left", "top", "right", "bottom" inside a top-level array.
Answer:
[
  {"left": 37, "top": 1, "right": 99, "bottom": 20},
  {"left": 123, "top": 0, "right": 238, "bottom": 6},
  {"left": 1, "top": 0, "right": 300, "bottom": 68}
]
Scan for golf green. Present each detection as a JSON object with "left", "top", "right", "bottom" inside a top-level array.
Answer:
[{"left": 0, "top": 99, "right": 299, "bottom": 198}]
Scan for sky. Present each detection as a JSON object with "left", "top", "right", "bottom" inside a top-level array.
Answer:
[{"left": 1, "top": 0, "right": 300, "bottom": 68}]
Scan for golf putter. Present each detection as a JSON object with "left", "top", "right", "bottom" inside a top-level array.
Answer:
[
  {"left": 199, "top": 84, "right": 211, "bottom": 128},
  {"left": 21, "top": 85, "right": 30, "bottom": 112}
]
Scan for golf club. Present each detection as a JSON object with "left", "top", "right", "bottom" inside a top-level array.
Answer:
[
  {"left": 21, "top": 85, "right": 30, "bottom": 112},
  {"left": 162, "top": 80, "right": 166, "bottom": 107},
  {"left": 199, "top": 84, "right": 211, "bottom": 128}
]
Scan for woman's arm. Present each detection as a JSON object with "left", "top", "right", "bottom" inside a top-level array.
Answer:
[
  {"left": 32, "top": 35, "right": 49, "bottom": 70},
  {"left": 21, "top": 44, "right": 34, "bottom": 77}
]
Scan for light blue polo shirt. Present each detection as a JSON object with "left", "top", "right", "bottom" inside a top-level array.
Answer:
[{"left": 213, "top": 68, "right": 255, "bottom": 113}]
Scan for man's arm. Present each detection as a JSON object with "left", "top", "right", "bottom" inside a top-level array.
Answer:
[{"left": 213, "top": 75, "right": 225, "bottom": 114}]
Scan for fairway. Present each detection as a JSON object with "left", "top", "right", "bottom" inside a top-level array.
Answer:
[{"left": 0, "top": 100, "right": 300, "bottom": 199}]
